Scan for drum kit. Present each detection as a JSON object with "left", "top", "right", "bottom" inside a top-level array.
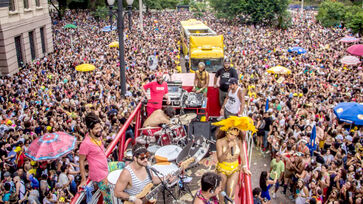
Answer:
[
  {"left": 126, "top": 113, "right": 211, "bottom": 185},
  {"left": 106, "top": 113, "right": 214, "bottom": 204}
]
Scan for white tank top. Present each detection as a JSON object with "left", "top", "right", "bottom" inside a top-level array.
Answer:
[
  {"left": 124, "top": 165, "right": 152, "bottom": 196},
  {"left": 225, "top": 87, "right": 241, "bottom": 114}
]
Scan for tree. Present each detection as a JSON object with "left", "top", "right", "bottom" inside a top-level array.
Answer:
[
  {"left": 316, "top": 0, "right": 346, "bottom": 27},
  {"left": 208, "top": 0, "right": 243, "bottom": 20},
  {"left": 346, "top": 11, "right": 363, "bottom": 36},
  {"left": 209, "top": 0, "right": 289, "bottom": 26},
  {"left": 143, "top": 0, "right": 179, "bottom": 10}
]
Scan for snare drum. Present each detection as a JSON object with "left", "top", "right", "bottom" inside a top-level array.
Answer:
[
  {"left": 159, "top": 133, "right": 171, "bottom": 146},
  {"left": 155, "top": 145, "right": 182, "bottom": 163},
  {"left": 107, "top": 170, "right": 122, "bottom": 204},
  {"left": 151, "top": 163, "right": 179, "bottom": 187},
  {"left": 170, "top": 125, "right": 186, "bottom": 138}
]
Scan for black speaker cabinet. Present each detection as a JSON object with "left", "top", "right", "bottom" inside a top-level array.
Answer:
[{"left": 188, "top": 121, "right": 217, "bottom": 151}]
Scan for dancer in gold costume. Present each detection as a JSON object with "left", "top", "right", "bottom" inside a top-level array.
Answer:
[{"left": 213, "top": 116, "right": 256, "bottom": 203}]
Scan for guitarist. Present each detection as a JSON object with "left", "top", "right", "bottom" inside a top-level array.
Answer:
[{"left": 114, "top": 144, "right": 165, "bottom": 204}]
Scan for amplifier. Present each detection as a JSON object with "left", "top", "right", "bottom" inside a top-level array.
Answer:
[{"left": 163, "top": 81, "right": 185, "bottom": 107}]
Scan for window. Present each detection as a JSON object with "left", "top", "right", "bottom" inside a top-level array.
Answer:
[
  {"left": 190, "top": 58, "right": 223, "bottom": 73},
  {"left": 29, "top": 31, "right": 36, "bottom": 60},
  {"left": 15, "top": 36, "right": 23, "bottom": 68},
  {"left": 35, "top": 0, "right": 40, "bottom": 7},
  {"left": 40, "top": 27, "right": 46, "bottom": 54},
  {"left": 9, "top": 0, "right": 15, "bottom": 11},
  {"left": 23, "top": 0, "right": 29, "bottom": 9}
]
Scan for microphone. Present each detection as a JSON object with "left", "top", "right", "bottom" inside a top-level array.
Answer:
[
  {"left": 221, "top": 191, "right": 234, "bottom": 204},
  {"left": 231, "top": 147, "right": 234, "bottom": 156}
]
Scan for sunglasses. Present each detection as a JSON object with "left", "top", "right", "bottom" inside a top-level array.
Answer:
[{"left": 138, "top": 152, "right": 150, "bottom": 160}]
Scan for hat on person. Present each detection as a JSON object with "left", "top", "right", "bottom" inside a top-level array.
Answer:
[
  {"left": 336, "top": 134, "right": 343, "bottom": 141},
  {"left": 3, "top": 172, "right": 11, "bottom": 177},
  {"left": 346, "top": 135, "right": 353, "bottom": 142},
  {"left": 226, "top": 78, "right": 238, "bottom": 85},
  {"left": 14, "top": 146, "right": 22, "bottom": 153}
]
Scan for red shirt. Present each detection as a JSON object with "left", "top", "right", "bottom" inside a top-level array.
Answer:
[{"left": 143, "top": 81, "right": 168, "bottom": 109}]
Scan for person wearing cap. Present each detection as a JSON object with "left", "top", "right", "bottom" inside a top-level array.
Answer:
[
  {"left": 193, "top": 62, "right": 209, "bottom": 97},
  {"left": 214, "top": 58, "right": 238, "bottom": 106},
  {"left": 142, "top": 72, "right": 171, "bottom": 116},
  {"left": 219, "top": 78, "right": 245, "bottom": 118}
]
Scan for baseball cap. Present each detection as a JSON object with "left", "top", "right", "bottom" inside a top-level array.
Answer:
[
  {"left": 336, "top": 134, "right": 343, "bottom": 141},
  {"left": 345, "top": 135, "right": 353, "bottom": 142},
  {"left": 226, "top": 78, "right": 238, "bottom": 85},
  {"left": 3, "top": 172, "right": 11, "bottom": 177}
]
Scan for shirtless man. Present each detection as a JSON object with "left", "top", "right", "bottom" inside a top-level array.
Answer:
[{"left": 142, "top": 106, "right": 175, "bottom": 128}]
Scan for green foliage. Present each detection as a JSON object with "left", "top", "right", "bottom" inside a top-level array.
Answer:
[
  {"left": 276, "top": 10, "right": 292, "bottom": 30},
  {"left": 209, "top": 0, "right": 289, "bottom": 26},
  {"left": 91, "top": 6, "right": 109, "bottom": 21},
  {"left": 209, "top": 0, "right": 243, "bottom": 20},
  {"left": 317, "top": 1, "right": 363, "bottom": 35},
  {"left": 144, "top": 0, "right": 179, "bottom": 9},
  {"left": 316, "top": 0, "right": 346, "bottom": 27},
  {"left": 346, "top": 11, "right": 363, "bottom": 35}
]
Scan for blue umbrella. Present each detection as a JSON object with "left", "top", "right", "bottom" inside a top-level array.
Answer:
[
  {"left": 288, "top": 47, "right": 307, "bottom": 54},
  {"left": 333, "top": 102, "right": 363, "bottom": 125},
  {"left": 101, "top": 25, "right": 117, "bottom": 32}
]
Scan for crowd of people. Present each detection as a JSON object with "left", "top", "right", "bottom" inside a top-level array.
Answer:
[{"left": 0, "top": 6, "right": 361, "bottom": 204}]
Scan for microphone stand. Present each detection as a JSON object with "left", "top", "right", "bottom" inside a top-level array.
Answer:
[{"left": 149, "top": 167, "right": 177, "bottom": 204}]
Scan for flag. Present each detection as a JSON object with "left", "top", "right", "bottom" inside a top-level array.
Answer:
[
  {"left": 308, "top": 125, "right": 317, "bottom": 155},
  {"left": 265, "top": 98, "right": 269, "bottom": 112}
]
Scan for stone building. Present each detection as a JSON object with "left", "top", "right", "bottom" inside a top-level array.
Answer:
[{"left": 0, "top": 0, "right": 53, "bottom": 74}]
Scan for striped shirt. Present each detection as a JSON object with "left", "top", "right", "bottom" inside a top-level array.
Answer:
[{"left": 124, "top": 166, "right": 152, "bottom": 196}]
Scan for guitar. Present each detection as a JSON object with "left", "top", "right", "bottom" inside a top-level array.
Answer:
[{"left": 123, "top": 157, "right": 195, "bottom": 204}]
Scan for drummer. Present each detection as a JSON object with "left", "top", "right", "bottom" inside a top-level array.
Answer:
[
  {"left": 143, "top": 106, "right": 176, "bottom": 128},
  {"left": 114, "top": 144, "right": 169, "bottom": 203}
]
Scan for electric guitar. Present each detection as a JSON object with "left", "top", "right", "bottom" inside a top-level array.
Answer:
[{"left": 123, "top": 157, "right": 195, "bottom": 204}]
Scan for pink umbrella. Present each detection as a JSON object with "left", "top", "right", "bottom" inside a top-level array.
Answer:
[
  {"left": 25, "top": 132, "right": 77, "bottom": 161},
  {"left": 339, "top": 36, "right": 360, "bottom": 43},
  {"left": 347, "top": 44, "right": 363, "bottom": 56},
  {"left": 340, "top": 56, "right": 361, "bottom": 65}
]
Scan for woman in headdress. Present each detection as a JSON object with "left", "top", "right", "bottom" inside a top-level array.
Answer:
[{"left": 212, "top": 116, "right": 256, "bottom": 203}]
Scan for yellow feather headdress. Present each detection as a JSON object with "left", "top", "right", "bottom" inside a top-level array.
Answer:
[{"left": 212, "top": 116, "right": 257, "bottom": 133}]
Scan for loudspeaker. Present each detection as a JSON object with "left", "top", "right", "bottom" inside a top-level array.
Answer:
[{"left": 188, "top": 121, "right": 217, "bottom": 151}]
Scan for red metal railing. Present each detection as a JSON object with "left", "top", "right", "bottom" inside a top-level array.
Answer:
[
  {"left": 70, "top": 101, "right": 143, "bottom": 204},
  {"left": 71, "top": 100, "right": 253, "bottom": 204}
]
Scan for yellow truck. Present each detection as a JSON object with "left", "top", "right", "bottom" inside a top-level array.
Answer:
[{"left": 180, "top": 19, "right": 224, "bottom": 73}]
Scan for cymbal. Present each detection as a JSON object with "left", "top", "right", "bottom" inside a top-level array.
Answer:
[
  {"left": 138, "top": 126, "right": 160, "bottom": 131},
  {"left": 179, "top": 113, "right": 197, "bottom": 125}
]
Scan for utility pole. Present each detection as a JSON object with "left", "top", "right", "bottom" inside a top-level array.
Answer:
[{"left": 139, "top": 0, "right": 143, "bottom": 32}]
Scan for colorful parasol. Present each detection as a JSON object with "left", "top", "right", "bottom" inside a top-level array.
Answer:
[
  {"left": 64, "top": 24, "right": 77, "bottom": 29},
  {"left": 339, "top": 36, "right": 360, "bottom": 43},
  {"left": 25, "top": 132, "right": 77, "bottom": 161},
  {"left": 267, "top": 65, "right": 291, "bottom": 75},
  {"left": 75, "top": 64, "right": 96, "bottom": 72},
  {"left": 347, "top": 44, "right": 363, "bottom": 56},
  {"left": 339, "top": 56, "right": 361, "bottom": 65},
  {"left": 108, "top": 41, "right": 119, "bottom": 48}
]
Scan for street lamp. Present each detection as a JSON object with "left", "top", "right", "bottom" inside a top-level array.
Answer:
[
  {"left": 107, "top": 0, "right": 126, "bottom": 96},
  {"left": 126, "top": 0, "right": 134, "bottom": 31}
]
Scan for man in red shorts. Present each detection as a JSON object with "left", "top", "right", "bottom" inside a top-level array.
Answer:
[{"left": 143, "top": 72, "right": 170, "bottom": 116}]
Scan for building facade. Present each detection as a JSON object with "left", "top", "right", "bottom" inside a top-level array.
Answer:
[{"left": 0, "top": 0, "right": 53, "bottom": 74}]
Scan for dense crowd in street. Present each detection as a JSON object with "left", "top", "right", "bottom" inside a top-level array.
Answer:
[{"left": 0, "top": 7, "right": 362, "bottom": 204}]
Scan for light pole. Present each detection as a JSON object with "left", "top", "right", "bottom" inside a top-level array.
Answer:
[
  {"left": 107, "top": 0, "right": 126, "bottom": 96},
  {"left": 126, "top": 0, "right": 134, "bottom": 31}
]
